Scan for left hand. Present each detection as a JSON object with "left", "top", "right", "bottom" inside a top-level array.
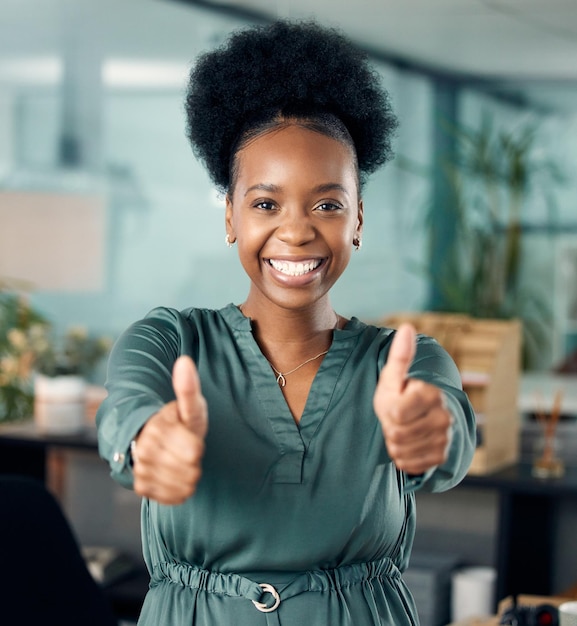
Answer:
[{"left": 373, "top": 324, "right": 452, "bottom": 475}]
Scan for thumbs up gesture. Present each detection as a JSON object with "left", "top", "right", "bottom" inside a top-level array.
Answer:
[
  {"left": 132, "top": 356, "right": 208, "bottom": 505},
  {"left": 373, "top": 324, "right": 452, "bottom": 476}
]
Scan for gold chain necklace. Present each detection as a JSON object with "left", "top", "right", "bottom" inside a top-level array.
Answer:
[
  {"left": 269, "top": 350, "right": 330, "bottom": 387},
  {"left": 266, "top": 312, "right": 340, "bottom": 387},
  {"left": 237, "top": 304, "right": 340, "bottom": 387}
]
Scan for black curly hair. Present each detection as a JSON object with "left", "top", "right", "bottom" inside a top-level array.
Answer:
[{"left": 185, "top": 19, "right": 398, "bottom": 193}]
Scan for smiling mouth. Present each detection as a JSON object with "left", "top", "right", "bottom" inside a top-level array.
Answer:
[{"left": 267, "top": 258, "right": 323, "bottom": 277}]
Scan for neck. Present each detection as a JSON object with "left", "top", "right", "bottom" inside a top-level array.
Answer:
[{"left": 238, "top": 296, "right": 339, "bottom": 365}]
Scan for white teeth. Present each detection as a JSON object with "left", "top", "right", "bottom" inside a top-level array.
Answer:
[{"left": 269, "top": 259, "right": 321, "bottom": 276}]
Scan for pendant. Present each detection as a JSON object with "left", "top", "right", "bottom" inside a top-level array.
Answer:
[{"left": 275, "top": 373, "right": 286, "bottom": 387}]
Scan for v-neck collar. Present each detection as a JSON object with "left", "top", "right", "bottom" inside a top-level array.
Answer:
[{"left": 219, "top": 303, "right": 365, "bottom": 484}]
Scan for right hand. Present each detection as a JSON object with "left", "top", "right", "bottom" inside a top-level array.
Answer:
[{"left": 132, "top": 356, "right": 208, "bottom": 505}]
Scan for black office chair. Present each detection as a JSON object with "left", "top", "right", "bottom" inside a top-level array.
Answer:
[{"left": 0, "top": 475, "right": 119, "bottom": 626}]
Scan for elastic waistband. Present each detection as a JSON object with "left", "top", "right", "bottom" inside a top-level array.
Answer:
[{"left": 151, "top": 557, "right": 400, "bottom": 609}]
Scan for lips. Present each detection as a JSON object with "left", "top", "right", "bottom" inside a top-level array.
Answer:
[{"left": 267, "top": 258, "right": 323, "bottom": 277}]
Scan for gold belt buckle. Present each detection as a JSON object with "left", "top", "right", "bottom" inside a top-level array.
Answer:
[{"left": 252, "top": 583, "right": 281, "bottom": 613}]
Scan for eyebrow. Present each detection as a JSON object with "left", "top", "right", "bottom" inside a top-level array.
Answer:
[
  {"left": 244, "top": 183, "right": 281, "bottom": 196},
  {"left": 244, "top": 182, "right": 350, "bottom": 197}
]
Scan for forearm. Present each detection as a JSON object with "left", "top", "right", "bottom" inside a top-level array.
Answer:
[{"left": 96, "top": 307, "right": 193, "bottom": 488}]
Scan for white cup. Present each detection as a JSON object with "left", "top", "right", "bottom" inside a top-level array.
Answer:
[
  {"left": 451, "top": 566, "right": 496, "bottom": 622},
  {"left": 559, "top": 601, "right": 577, "bottom": 626},
  {"left": 34, "top": 374, "right": 87, "bottom": 434}
]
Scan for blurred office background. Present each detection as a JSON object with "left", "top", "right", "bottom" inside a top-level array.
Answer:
[{"left": 1, "top": 0, "right": 577, "bottom": 372}]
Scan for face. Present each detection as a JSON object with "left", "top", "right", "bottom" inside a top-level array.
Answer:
[{"left": 226, "top": 124, "right": 363, "bottom": 313}]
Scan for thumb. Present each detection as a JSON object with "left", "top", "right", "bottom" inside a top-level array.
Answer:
[
  {"left": 379, "top": 323, "right": 417, "bottom": 394},
  {"left": 172, "top": 355, "right": 208, "bottom": 437}
]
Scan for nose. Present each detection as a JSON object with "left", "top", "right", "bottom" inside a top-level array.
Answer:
[{"left": 276, "top": 207, "right": 315, "bottom": 246}]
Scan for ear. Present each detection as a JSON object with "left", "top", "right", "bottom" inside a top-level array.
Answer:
[
  {"left": 225, "top": 194, "right": 236, "bottom": 243},
  {"left": 355, "top": 199, "right": 364, "bottom": 240}
]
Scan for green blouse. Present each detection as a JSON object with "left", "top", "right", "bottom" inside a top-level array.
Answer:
[{"left": 97, "top": 304, "right": 476, "bottom": 625}]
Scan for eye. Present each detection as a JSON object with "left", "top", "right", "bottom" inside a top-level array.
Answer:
[
  {"left": 253, "top": 200, "right": 276, "bottom": 211},
  {"left": 315, "top": 202, "right": 343, "bottom": 212}
]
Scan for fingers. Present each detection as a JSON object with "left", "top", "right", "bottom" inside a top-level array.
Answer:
[
  {"left": 173, "top": 355, "right": 208, "bottom": 438},
  {"left": 388, "top": 379, "right": 444, "bottom": 424},
  {"left": 383, "top": 390, "right": 452, "bottom": 474},
  {"left": 378, "top": 323, "right": 417, "bottom": 395},
  {"left": 132, "top": 404, "right": 205, "bottom": 505}
]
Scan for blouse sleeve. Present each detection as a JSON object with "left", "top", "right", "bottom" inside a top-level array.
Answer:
[
  {"left": 380, "top": 332, "right": 477, "bottom": 495},
  {"left": 95, "top": 307, "right": 197, "bottom": 489}
]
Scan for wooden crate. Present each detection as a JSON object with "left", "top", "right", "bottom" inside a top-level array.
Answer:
[{"left": 381, "top": 313, "right": 522, "bottom": 475}]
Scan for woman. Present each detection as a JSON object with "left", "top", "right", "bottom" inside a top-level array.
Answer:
[{"left": 97, "top": 20, "right": 476, "bottom": 625}]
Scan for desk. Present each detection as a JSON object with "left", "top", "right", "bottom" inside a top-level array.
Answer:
[
  {"left": 0, "top": 420, "right": 98, "bottom": 482},
  {"left": 2, "top": 422, "right": 577, "bottom": 614},
  {"left": 0, "top": 421, "right": 148, "bottom": 620},
  {"left": 462, "top": 464, "right": 577, "bottom": 602}
]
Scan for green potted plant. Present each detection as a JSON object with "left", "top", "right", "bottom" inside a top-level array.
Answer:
[
  {"left": 0, "top": 283, "right": 49, "bottom": 423},
  {"left": 401, "top": 113, "right": 566, "bottom": 369},
  {"left": 33, "top": 326, "right": 112, "bottom": 434},
  {"left": 1, "top": 280, "right": 112, "bottom": 430}
]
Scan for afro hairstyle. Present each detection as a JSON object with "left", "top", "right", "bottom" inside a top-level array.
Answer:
[{"left": 185, "top": 19, "right": 398, "bottom": 192}]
